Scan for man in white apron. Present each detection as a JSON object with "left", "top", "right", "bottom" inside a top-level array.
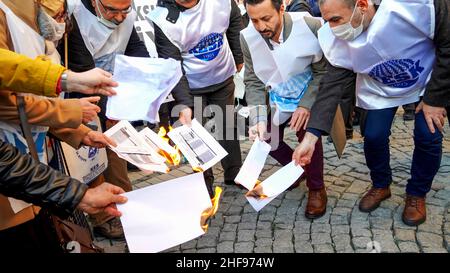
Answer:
[
  {"left": 293, "top": 0, "right": 448, "bottom": 226},
  {"left": 148, "top": 0, "right": 244, "bottom": 196},
  {"left": 62, "top": 0, "right": 149, "bottom": 239},
  {"left": 241, "top": 0, "right": 328, "bottom": 219}
]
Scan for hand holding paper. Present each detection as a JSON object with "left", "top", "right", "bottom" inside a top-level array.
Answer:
[
  {"left": 106, "top": 55, "right": 182, "bottom": 122},
  {"left": 235, "top": 139, "right": 304, "bottom": 211},
  {"left": 117, "top": 173, "right": 220, "bottom": 253}
]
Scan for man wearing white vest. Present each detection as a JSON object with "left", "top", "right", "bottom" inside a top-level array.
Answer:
[
  {"left": 293, "top": 0, "right": 450, "bottom": 226},
  {"left": 241, "top": 0, "right": 328, "bottom": 219},
  {"left": 148, "top": 0, "right": 244, "bottom": 196},
  {"left": 62, "top": 0, "right": 149, "bottom": 239}
]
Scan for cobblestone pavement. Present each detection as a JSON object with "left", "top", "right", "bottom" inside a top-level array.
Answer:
[{"left": 95, "top": 110, "right": 450, "bottom": 253}]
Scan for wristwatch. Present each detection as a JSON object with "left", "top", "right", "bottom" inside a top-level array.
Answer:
[{"left": 61, "top": 71, "right": 68, "bottom": 92}]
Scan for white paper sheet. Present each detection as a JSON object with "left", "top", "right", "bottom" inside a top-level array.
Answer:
[
  {"left": 106, "top": 55, "right": 182, "bottom": 122},
  {"left": 167, "top": 119, "right": 228, "bottom": 171},
  {"left": 234, "top": 138, "right": 272, "bottom": 190},
  {"left": 246, "top": 162, "right": 304, "bottom": 212},
  {"left": 118, "top": 172, "right": 212, "bottom": 253},
  {"left": 104, "top": 120, "right": 169, "bottom": 173}
]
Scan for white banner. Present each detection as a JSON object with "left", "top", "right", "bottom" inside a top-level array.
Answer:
[{"left": 132, "top": 0, "right": 158, "bottom": 57}]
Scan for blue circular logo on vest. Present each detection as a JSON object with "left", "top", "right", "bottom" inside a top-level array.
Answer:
[
  {"left": 88, "top": 147, "right": 99, "bottom": 159},
  {"left": 368, "top": 59, "right": 425, "bottom": 88},
  {"left": 189, "top": 33, "right": 224, "bottom": 61}
]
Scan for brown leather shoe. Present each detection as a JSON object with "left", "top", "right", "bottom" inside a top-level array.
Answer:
[
  {"left": 402, "top": 195, "right": 426, "bottom": 226},
  {"left": 93, "top": 217, "right": 125, "bottom": 239},
  {"left": 305, "top": 187, "right": 327, "bottom": 219},
  {"left": 358, "top": 187, "right": 391, "bottom": 212}
]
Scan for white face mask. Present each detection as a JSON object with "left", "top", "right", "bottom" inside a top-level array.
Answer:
[
  {"left": 96, "top": 0, "right": 120, "bottom": 29},
  {"left": 38, "top": 8, "right": 66, "bottom": 42},
  {"left": 331, "top": 3, "right": 365, "bottom": 41}
]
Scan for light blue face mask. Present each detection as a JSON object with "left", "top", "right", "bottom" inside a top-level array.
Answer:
[{"left": 95, "top": 0, "right": 120, "bottom": 29}]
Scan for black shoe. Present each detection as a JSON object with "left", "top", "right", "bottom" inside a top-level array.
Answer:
[{"left": 403, "top": 110, "right": 415, "bottom": 121}]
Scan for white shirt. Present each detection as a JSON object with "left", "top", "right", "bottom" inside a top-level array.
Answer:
[{"left": 269, "top": 21, "right": 284, "bottom": 49}]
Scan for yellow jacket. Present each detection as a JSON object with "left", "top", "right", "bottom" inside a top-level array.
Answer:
[
  {"left": 0, "top": 0, "right": 91, "bottom": 231},
  {"left": 0, "top": 48, "right": 65, "bottom": 97}
]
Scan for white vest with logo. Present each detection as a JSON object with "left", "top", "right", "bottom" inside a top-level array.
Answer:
[
  {"left": 0, "top": 1, "right": 49, "bottom": 213},
  {"left": 318, "top": 0, "right": 436, "bottom": 110},
  {"left": 148, "top": 0, "right": 237, "bottom": 89},
  {"left": 70, "top": 0, "right": 136, "bottom": 72},
  {"left": 242, "top": 12, "right": 322, "bottom": 97}
]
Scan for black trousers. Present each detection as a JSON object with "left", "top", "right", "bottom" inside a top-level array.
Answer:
[{"left": 193, "top": 81, "right": 242, "bottom": 191}]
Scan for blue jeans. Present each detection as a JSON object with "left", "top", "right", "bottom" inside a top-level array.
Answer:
[{"left": 363, "top": 104, "right": 443, "bottom": 197}]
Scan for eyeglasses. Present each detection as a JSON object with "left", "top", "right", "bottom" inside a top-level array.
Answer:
[{"left": 97, "top": 0, "right": 132, "bottom": 15}]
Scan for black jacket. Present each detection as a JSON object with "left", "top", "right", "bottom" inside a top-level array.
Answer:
[
  {"left": 59, "top": 0, "right": 149, "bottom": 73},
  {"left": 308, "top": 0, "right": 450, "bottom": 135},
  {"left": 0, "top": 141, "right": 88, "bottom": 219},
  {"left": 286, "top": 0, "right": 312, "bottom": 14},
  {"left": 153, "top": 0, "right": 244, "bottom": 108}
]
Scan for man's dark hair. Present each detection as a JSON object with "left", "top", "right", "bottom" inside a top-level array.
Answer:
[{"left": 244, "top": 0, "right": 283, "bottom": 11}]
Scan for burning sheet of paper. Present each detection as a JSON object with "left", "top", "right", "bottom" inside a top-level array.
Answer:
[
  {"left": 246, "top": 162, "right": 304, "bottom": 212},
  {"left": 106, "top": 55, "right": 182, "bottom": 122},
  {"left": 139, "top": 127, "right": 181, "bottom": 166},
  {"left": 167, "top": 119, "right": 228, "bottom": 172},
  {"left": 104, "top": 120, "right": 169, "bottom": 173},
  {"left": 234, "top": 138, "right": 272, "bottom": 191},
  {"left": 118, "top": 172, "right": 216, "bottom": 253}
]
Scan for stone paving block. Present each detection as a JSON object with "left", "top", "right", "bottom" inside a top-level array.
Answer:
[
  {"left": 255, "top": 230, "right": 273, "bottom": 239},
  {"left": 352, "top": 237, "right": 372, "bottom": 249},
  {"left": 394, "top": 229, "right": 416, "bottom": 242},
  {"left": 237, "top": 230, "right": 255, "bottom": 242},
  {"left": 294, "top": 241, "right": 314, "bottom": 253},
  {"left": 311, "top": 222, "right": 331, "bottom": 234},
  {"left": 313, "top": 244, "right": 335, "bottom": 253},
  {"left": 224, "top": 215, "right": 241, "bottom": 224},
  {"left": 398, "top": 242, "right": 420, "bottom": 253},
  {"left": 197, "top": 235, "right": 217, "bottom": 248},
  {"left": 254, "top": 246, "right": 273, "bottom": 253},
  {"left": 274, "top": 229, "right": 293, "bottom": 240},
  {"left": 273, "top": 239, "right": 294, "bottom": 253},
  {"left": 219, "top": 231, "right": 236, "bottom": 242},
  {"left": 255, "top": 238, "right": 273, "bottom": 247},
  {"left": 222, "top": 223, "right": 238, "bottom": 232},
  {"left": 225, "top": 206, "right": 243, "bottom": 216},
  {"left": 416, "top": 232, "right": 444, "bottom": 249},
  {"left": 370, "top": 217, "right": 393, "bottom": 230},
  {"left": 238, "top": 222, "right": 257, "bottom": 230},
  {"left": 422, "top": 247, "right": 448, "bottom": 253},
  {"left": 197, "top": 248, "right": 216, "bottom": 253},
  {"left": 234, "top": 242, "right": 255, "bottom": 253},
  {"left": 311, "top": 233, "right": 332, "bottom": 245},
  {"left": 217, "top": 241, "right": 234, "bottom": 253},
  {"left": 241, "top": 213, "right": 258, "bottom": 223},
  {"left": 294, "top": 233, "right": 310, "bottom": 242},
  {"left": 331, "top": 225, "right": 350, "bottom": 237}
]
